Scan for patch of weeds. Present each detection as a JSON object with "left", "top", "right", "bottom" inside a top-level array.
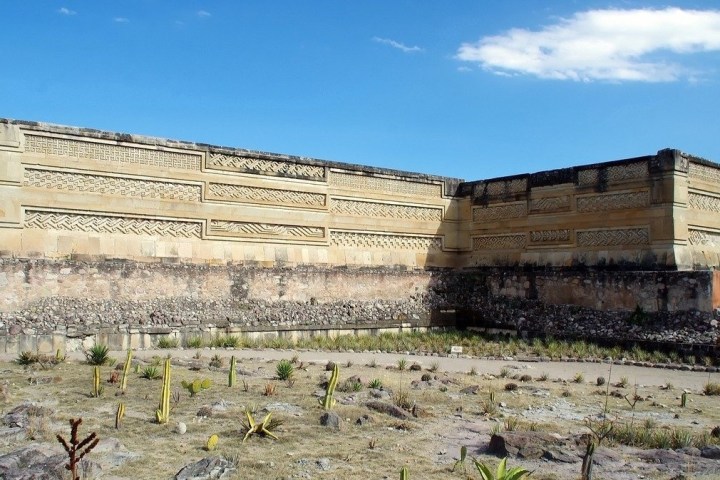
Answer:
[
  {"left": 704, "top": 382, "right": 720, "bottom": 396},
  {"left": 468, "top": 367, "right": 478, "bottom": 376},
  {"left": 209, "top": 354, "right": 224, "bottom": 368},
  {"left": 504, "top": 416, "right": 520, "bottom": 431},
  {"left": 428, "top": 361, "right": 440, "bottom": 373},
  {"left": 263, "top": 382, "right": 276, "bottom": 396},
  {"left": 393, "top": 390, "right": 412, "bottom": 410},
  {"left": 397, "top": 358, "right": 407, "bottom": 371},
  {"left": 16, "top": 351, "right": 39, "bottom": 366},
  {"left": 212, "top": 335, "right": 241, "bottom": 348},
  {"left": 617, "top": 376, "right": 629, "bottom": 388},
  {"left": 185, "top": 336, "right": 204, "bottom": 348},
  {"left": 368, "top": 378, "right": 383, "bottom": 389},
  {"left": 537, "top": 372, "right": 549, "bottom": 382},
  {"left": 140, "top": 366, "right": 161, "bottom": 380},
  {"left": 499, "top": 367, "right": 511, "bottom": 378},
  {"left": 573, "top": 372, "right": 585, "bottom": 384}
]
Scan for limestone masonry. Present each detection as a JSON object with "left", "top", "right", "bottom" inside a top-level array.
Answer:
[{"left": 0, "top": 119, "right": 718, "bottom": 354}]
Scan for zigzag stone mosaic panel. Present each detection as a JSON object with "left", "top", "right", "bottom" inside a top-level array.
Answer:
[
  {"left": 530, "top": 229, "right": 570, "bottom": 243},
  {"left": 577, "top": 191, "right": 650, "bottom": 212},
  {"left": 207, "top": 153, "right": 325, "bottom": 180},
  {"left": 210, "top": 220, "right": 324, "bottom": 239},
  {"left": 530, "top": 196, "right": 570, "bottom": 212},
  {"left": 576, "top": 228, "right": 649, "bottom": 247},
  {"left": 24, "top": 168, "right": 200, "bottom": 201},
  {"left": 688, "top": 229, "right": 720, "bottom": 247},
  {"left": 330, "top": 199, "right": 442, "bottom": 221},
  {"left": 688, "top": 192, "right": 720, "bottom": 212},
  {"left": 24, "top": 135, "right": 200, "bottom": 170},
  {"left": 578, "top": 162, "right": 648, "bottom": 185},
  {"left": 24, "top": 210, "right": 202, "bottom": 238},
  {"left": 330, "top": 172, "right": 441, "bottom": 197},
  {"left": 472, "top": 234, "right": 526, "bottom": 250},
  {"left": 486, "top": 178, "right": 527, "bottom": 196},
  {"left": 472, "top": 203, "right": 527, "bottom": 222},
  {"left": 688, "top": 163, "right": 720, "bottom": 184},
  {"left": 208, "top": 183, "right": 325, "bottom": 207},
  {"left": 330, "top": 231, "right": 442, "bottom": 251}
]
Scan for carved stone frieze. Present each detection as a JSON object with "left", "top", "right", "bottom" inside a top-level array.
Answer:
[
  {"left": 209, "top": 220, "right": 324, "bottom": 239},
  {"left": 24, "top": 210, "right": 202, "bottom": 238},
  {"left": 576, "top": 228, "right": 649, "bottom": 247},
  {"left": 331, "top": 199, "right": 442, "bottom": 221},
  {"left": 330, "top": 172, "right": 441, "bottom": 197},
  {"left": 530, "top": 229, "right": 570, "bottom": 243},
  {"left": 24, "top": 135, "right": 200, "bottom": 170},
  {"left": 472, "top": 202, "right": 527, "bottom": 222},
  {"left": 688, "top": 229, "right": 720, "bottom": 247},
  {"left": 529, "top": 196, "right": 570, "bottom": 212},
  {"left": 485, "top": 178, "right": 527, "bottom": 196},
  {"left": 207, "top": 153, "right": 325, "bottom": 180},
  {"left": 208, "top": 183, "right": 326, "bottom": 207},
  {"left": 688, "top": 162, "right": 720, "bottom": 184},
  {"left": 24, "top": 168, "right": 201, "bottom": 202},
  {"left": 577, "top": 191, "right": 650, "bottom": 212},
  {"left": 472, "top": 234, "right": 526, "bottom": 250},
  {"left": 578, "top": 161, "right": 648, "bottom": 185},
  {"left": 688, "top": 192, "right": 720, "bottom": 212},
  {"left": 330, "top": 231, "right": 442, "bottom": 251}
]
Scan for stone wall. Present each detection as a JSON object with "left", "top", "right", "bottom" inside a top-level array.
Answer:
[{"left": 1, "top": 120, "right": 719, "bottom": 354}]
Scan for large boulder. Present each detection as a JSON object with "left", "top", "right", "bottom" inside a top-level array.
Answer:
[
  {"left": 488, "top": 432, "right": 563, "bottom": 459},
  {"left": 175, "top": 456, "right": 237, "bottom": 480}
]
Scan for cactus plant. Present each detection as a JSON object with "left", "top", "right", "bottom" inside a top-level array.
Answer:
[
  {"left": 400, "top": 466, "right": 409, "bottom": 480},
  {"left": 56, "top": 418, "right": 99, "bottom": 480},
  {"left": 181, "top": 378, "right": 212, "bottom": 397},
  {"left": 115, "top": 403, "right": 125, "bottom": 429},
  {"left": 120, "top": 350, "right": 132, "bottom": 392},
  {"left": 681, "top": 391, "right": 688, "bottom": 408},
  {"left": 319, "top": 362, "right": 339, "bottom": 410},
  {"left": 581, "top": 440, "right": 595, "bottom": 480},
  {"left": 155, "top": 358, "right": 171, "bottom": 424},
  {"left": 92, "top": 366, "right": 103, "bottom": 397},
  {"left": 206, "top": 434, "right": 219, "bottom": 451},
  {"left": 228, "top": 356, "right": 237, "bottom": 387}
]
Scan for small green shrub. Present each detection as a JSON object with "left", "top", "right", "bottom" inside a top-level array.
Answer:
[
  {"left": 141, "top": 366, "right": 161, "bottom": 380},
  {"left": 157, "top": 337, "right": 179, "bottom": 349},
  {"left": 85, "top": 344, "right": 110, "bottom": 366},
  {"left": 185, "top": 336, "right": 204, "bottom": 348},
  {"left": 504, "top": 382, "right": 518, "bottom": 391},
  {"left": 17, "top": 351, "right": 39, "bottom": 365},
  {"left": 276, "top": 359, "right": 294, "bottom": 381},
  {"left": 368, "top": 378, "right": 383, "bottom": 389},
  {"left": 617, "top": 376, "right": 629, "bottom": 388},
  {"left": 397, "top": 358, "right": 407, "bottom": 371},
  {"left": 212, "top": 335, "right": 241, "bottom": 348},
  {"left": 499, "top": 368, "right": 511, "bottom": 378},
  {"left": 573, "top": 372, "right": 585, "bottom": 384}
]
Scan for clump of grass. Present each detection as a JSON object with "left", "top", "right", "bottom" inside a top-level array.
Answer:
[
  {"left": 499, "top": 368, "right": 511, "bottom": 378},
  {"left": 468, "top": 367, "right": 478, "bottom": 376},
  {"left": 157, "top": 337, "right": 179, "bottom": 349},
  {"left": 573, "top": 372, "right": 585, "bottom": 384},
  {"left": 537, "top": 372, "right": 549, "bottom": 382},
  {"left": 185, "top": 336, "right": 204, "bottom": 348},
  {"left": 211, "top": 335, "right": 241, "bottom": 348},
  {"left": 140, "top": 366, "right": 160, "bottom": 380},
  {"left": 617, "top": 376, "right": 629, "bottom": 388},
  {"left": 368, "top": 378, "right": 383, "bottom": 389},
  {"left": 393, "top": 390, "right": 412, "bottom": 410},
  {"left": 209, "top": 354, "right": 224, "bottom": 368},
  {"left": 504, "top": 416, "right": 520, "bottom": 431},
  {"left": 263, "top": 382, "right": 276, "bottom": 396},
  {"left": 428, "top": 361, "right": 440, "bottom": 373},
  {"left": 704, "top": 382, "right": 720, "bottom": 396},
  {"left": 16, "top": 351, "right": 39, "bottom": 366},
  {"left": 397, "top": 358, "right": 407, "bottom": 371}
]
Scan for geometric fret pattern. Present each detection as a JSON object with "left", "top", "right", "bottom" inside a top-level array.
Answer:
[
  {"left": 330, "top": 172, "right": 441, "bottom": 197},
  {"left": 688, "top": 162, "right": 720, "bottom": 184},
  {"left": 207, "top": 153, "right": 325, "bottom": 180},
  {"left": 209, "top": 220, "right": 324, "bottom": 239},
  {"left": 485, "top": 178, "right": 527, "bottom": 196},
  {"left": 578, "top": 161, "right": 648, "bottom": 185},
  {"left": 577, "top": 191, "right": 650, "bottom": 212},
  {"left": 330, "top": 231, "right": 442, "bottom": 251},
  {"left": 330, "top": 199, "right": 442, "bottom": 221},
  {"left": 576, "top": 228, "right": 649, "bottom": 247},
  {"left": 472, "top": 234, "right": 526, "bottom": 250},
  {"left": 688, "top": 229, "right": 720, "bottom": 247},
  {"left": 529, "top": 229, "right": 570, "bottom": 243},
  {"left": 24, "top": 168, "right": 200, "bottom": 202},
  {"left": 530, "top": 196, "right": 570, "bottom": 212},
  {"left": 688, "top": 192, "right": 720, "bottom": 212},
  {"left": 472, "top": 203, "right": 527, "bottom": 222},
  {"left": 208, "top": 182, "right": 326, "bottom": 207},
  {"left": 24, "top": 210, "right": 202, "bottom": 238},
  {"left": 24, "top": 135, "right": 200, "bottom": 170}
]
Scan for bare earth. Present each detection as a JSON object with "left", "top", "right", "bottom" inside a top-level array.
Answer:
[{"left": 1, "top": 348, "right": 718, "bottom": 479}]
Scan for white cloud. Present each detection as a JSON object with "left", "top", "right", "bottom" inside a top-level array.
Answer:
[
  {"left": 114, "top": 17, "right": 129, "bottom": 23},
  {"left": 197, "top": 10, "right": 211, "bottom": 18},
  {"left": 373, "top": 37, "right": 423, "bottom": 53},
  {"left": 58, "top": 7, "right": 76, "bottom": 16},
  {"left": 456, "top": 8, "right": 720, "bottom": 82}
]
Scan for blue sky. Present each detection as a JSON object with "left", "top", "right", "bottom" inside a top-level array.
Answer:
[{"left": 1, "top": 1, "right": 719, "bottom": 181}]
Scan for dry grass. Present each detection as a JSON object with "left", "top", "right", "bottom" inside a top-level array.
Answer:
[{"left": 0, "top": 354, "right": 718, "bottom": 479}]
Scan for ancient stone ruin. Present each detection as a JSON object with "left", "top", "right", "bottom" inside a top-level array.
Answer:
[{"left": 0, "top": 119, "right": 718, "bottom": 354}]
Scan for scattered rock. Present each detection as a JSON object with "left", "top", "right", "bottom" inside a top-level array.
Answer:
[
  {"left": 365, "top": 401, "right": 412, "bottom": 420},
  {"left": 459, "top": 385, "right": 480, "bottom": 395},
  {"left": 488, "top": 432, "right": 562, "bottom": 459},
  {"left": 701, "top": 445, "right": 720, "bottom": 459},
  {"left": 319, "top": 411, "right": 342, "bottom": 430},
  {"left": 175, "top": 456, "right": 237, "bottom": 480},
  {"left": 356, "top": 414, "right": 374, "bottom": 426},
  {"left": 175, "top": 422, "right": 187, "bottom": 434}
]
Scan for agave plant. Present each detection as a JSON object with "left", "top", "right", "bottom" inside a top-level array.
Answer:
[
  {"left": 85, "top": 344, "right": 111, "bottom": 366},
  {"left": 473, "top": 457, "right": 531, "bottom": 480}
]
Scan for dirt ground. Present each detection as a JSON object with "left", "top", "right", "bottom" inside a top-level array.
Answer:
[{"left": 1, "top": 347, "right": 719, "bottom": 479}]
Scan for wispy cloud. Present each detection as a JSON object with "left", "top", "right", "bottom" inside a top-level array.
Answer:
[
  {"left": 456, "top": 8, "right": 720, "bottom": 82},
  {"left": 58, "top": 7, "right": 76, "bottom": 16},
  {"left": 114, "top": 17, "right": 129, "bottom": 23},
  {"left": 373, "top": 37, "right": 423, "bottom": 53},
  {"left": 197, "top": 10, "right": 211, "bottom": 18}
]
